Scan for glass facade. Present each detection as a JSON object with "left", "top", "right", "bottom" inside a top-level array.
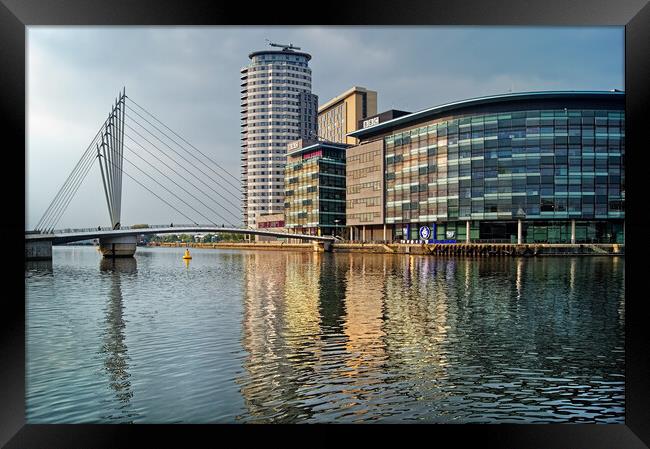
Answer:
[
  {"left": 284, "top": 144, "right": 347, "bottom": 236},
  {"left": 374, "top": 98, "right": 625, "bottom": 243}
]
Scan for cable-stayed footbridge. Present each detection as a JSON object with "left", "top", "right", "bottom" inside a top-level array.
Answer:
[{"left": 26, "top": 89, "right": 334, "bottom": 261}]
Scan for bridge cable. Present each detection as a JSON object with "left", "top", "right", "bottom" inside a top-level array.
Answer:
[
  {"left": 35, "top": 146, "right": 96, "bottom": 232},
  {"left": 121, "top": 138, "right": 241, "bottom": 223},
  {"left": 98, "top": 153, "right": 200, "bottom": 227},
  {"left": 34, "top": 126, "right": 105, "bottom": 231},
  {"left": 121, "top": 112, "right": 242, "bottom": 206},
  {"left": 37, "top": 137, "right": 101, "bottom": 232},
  {"left": 112, "top": 150, "right": 234, "bottom": 227},
  {"left": 124, "top": 99, "right": 257, "bottom": 230},
  {"left": 120, "top": 136, "right": 241, "bottom": 221},
  {"left": 127, "top": 98, "right": 242, "bottom": 191},
  {"left": 117, "top": 115, "right": 242, "bottom": 212},
  {"left": 125, "top": 105, "right": 241, "bottom": 199},
  {"left": 41, "top": 145, "right": 102, "bottom": 233},
  {"left": 121, "top": 141, "right": 238, "bottom": 226},
  {"left": 118, "top": 125, "right": 242, "bottom": 222},
  {"left": 43, "top": 151, "right": 98, "bottom": 233}
]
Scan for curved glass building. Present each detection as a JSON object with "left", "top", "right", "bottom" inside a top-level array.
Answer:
[{"left": 346, "top": 91, "right": 625, "bottom": 244}]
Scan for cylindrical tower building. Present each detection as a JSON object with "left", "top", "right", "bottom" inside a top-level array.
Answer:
[{"left": 240, "top": 44, "right": 318, "bottom": 228}]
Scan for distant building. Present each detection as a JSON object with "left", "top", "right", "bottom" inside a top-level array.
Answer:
[
  {"left": 318, "top": 87, "right": 377, "bottom": 145},
  {"left": 284, "top": 139, "right": 349, "bottom": 237},
  {"left": 240, "top": 43, "right": 318, "bottom": 229}
]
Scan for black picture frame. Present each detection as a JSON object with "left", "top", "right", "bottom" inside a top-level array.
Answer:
[{"left": 4, "top": 0, "right": 649, "bottom": 447}]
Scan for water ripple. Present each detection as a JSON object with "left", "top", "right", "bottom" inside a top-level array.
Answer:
[{"left": 26, "top": 248, "right": 624, "bottom": 423}]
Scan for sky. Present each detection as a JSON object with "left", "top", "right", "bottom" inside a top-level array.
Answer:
[{"left": 26, "top": 26, "right": 624, "bottom": 230}]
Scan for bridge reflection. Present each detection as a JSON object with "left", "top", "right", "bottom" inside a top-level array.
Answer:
[{"left": 98, "top": 257, "right": 137, "bottom": 421}]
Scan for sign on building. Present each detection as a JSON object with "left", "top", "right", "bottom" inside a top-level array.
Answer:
[{"left": 362, "top": 116, "right": 380, "bottom": 128}]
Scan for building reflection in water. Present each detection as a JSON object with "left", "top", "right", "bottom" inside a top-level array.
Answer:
[
  {"left": 240, "top": 251, "right": 357, "bottom": 422},
  {"left": 381, "top": 256, "right": 452, "bottom": 416},
  {"left": 516, "top": 257, "right": 524, "bottom": 302},
  {"left": 238, "top": 252, "right": 313, "bottom": 422},
  {"left": 339, "top": 254, "right": 388, "bottom": 418},
  {"left": 99, "top": 257, "right": 136, "bottom": 421},
  {"left": 237, "top": 252, "right": 624, "bottom": 422},
  {"left": 343, "top": 254, "right": 386, "bottom": 377}
]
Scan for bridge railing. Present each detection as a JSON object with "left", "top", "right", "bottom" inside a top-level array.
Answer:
[{"left": 42, "top": 224, "right": 249, "bottom": 234}]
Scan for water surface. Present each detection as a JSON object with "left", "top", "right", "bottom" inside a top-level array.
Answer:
[{"left": 25, "top": 246, "right": 625, "bottom": 423}]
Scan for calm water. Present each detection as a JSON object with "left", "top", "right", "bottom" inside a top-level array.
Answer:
[{"left": 25, "top": 246, "right": 625, "bottom": 423}]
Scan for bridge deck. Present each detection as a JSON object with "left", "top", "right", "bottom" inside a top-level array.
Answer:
[{"left": 25, "top": 226, "right": 336, "bottom": 245}]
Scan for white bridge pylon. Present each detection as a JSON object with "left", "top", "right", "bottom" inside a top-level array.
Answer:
[{"left": 96, "top": 88, "right": 126, "bottom": 230}]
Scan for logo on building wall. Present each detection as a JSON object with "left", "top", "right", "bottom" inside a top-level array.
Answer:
[
  {"left": 287, "top": 141, "right": 302, "bottom": 151},
  {"left": 419, "top": 226, "right": 431, "bottom": 240},
  {"left": 362, "top": 116, "right": 380, "bottom": 128},
  {"left": 445, "top": 230, "right": 456, "bottom": 239}
]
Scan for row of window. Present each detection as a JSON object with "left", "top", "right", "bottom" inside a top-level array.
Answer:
[
  {"left": 347, "top": 212, "right": 381, "bottom": 222},
  {"left": 348, "top": 165, "right": 380, "bottom": 179},
  {"left": 347, "top": 149, "right": 381, "bottom": 164},
  {"left": 347, "top": 196, "right": 381, "bottom": 208},
  {"left": 243, "top": 100, "right": 301, "bottom": 107},
  {"left": 385, "top": 110, "right": 623, "bottom": 145},
  {"left": 247, "top": 93, "right": 310, "bottom": 100},
  {"left": 246, "top": 72, "right": 311, "bottom": 81},
  {"left": 246, "top": 64, "right": 310, "bottom": 73},
  {"left": 246, "top": 83, "right": 311, "bottom": 92},
  {"left": 347, "top": 180, "right": 381, "bottom": 194}
]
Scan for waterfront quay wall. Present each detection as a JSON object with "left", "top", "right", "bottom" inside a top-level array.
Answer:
[
  {"left": 151, "top": 241, "right": 623, "bottom": 256},
  {"left": 333, "top": 243, "right": 623, "bottom": 256},
  {"left": 152, "top": 242, "right": 314, "bottom": 251}
]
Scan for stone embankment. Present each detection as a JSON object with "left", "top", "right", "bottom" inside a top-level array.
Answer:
[
  {"left": 152, "top": 241, "right": 314, "bottom": 251},
  {"left": 151, "top": 241, "right": 623, "bottom": 256},
  {"left": 332, "top": 243, "right": 623, "bottom": 256}
]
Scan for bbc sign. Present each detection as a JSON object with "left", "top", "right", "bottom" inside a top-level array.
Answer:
[
  {"left": 362, "top": 116, "right": 380, "bottom": 128},
  {"left": 287, "top": 141, "right": 302, "bottom": 151}
]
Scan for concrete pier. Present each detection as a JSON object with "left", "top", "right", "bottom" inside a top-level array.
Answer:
[
  {"left": 99, "top": 235, "right": 137, "bottom": 258},
  {"left": 25, "top": 240, "right": 53, "bottom": 261}
]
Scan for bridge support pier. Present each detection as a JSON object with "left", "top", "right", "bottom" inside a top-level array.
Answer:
[
  {"left": 25, "top": 240, "right": 52, "bottom": 261},
  {"left": 99, "top": 235, "right": 137, "bottom": 258},
  {"left": 312, "top": 241, "right": 333, "bottom": 252}
]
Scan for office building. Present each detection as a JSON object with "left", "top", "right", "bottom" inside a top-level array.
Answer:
[
  {"left": 318, "top": 86, "right": 377, "bottom": 145},
  {"left": 346, "top": 91, "right": 625, "bottom": 244},
  {"left": 284, "top": 139, "right": 348, "bottom": 237}
]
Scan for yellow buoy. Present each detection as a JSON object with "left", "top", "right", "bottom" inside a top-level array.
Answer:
[{"left": 182, "top": 248, "right": 192, "bottom": 260}]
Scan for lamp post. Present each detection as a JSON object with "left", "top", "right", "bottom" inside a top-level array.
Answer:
[{"left": 333, "top": 219, "right": 341, "bottom": 238}]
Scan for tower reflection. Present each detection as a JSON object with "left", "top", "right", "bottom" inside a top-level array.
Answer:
[{"left": 99, "top": 257, "right": 136, "bottom": 421}]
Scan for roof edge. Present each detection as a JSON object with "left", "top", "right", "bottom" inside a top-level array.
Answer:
[
  {"left": 347, "top": 90, "right": 625, "bottom": 138},
  {"left": 318, "top": 86, "right": 375, "bottom": 113}
]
